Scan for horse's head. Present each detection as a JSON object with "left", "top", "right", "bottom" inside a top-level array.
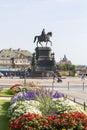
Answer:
[{"left": 47, "top": 32, "right": 52, "bottom": 37}]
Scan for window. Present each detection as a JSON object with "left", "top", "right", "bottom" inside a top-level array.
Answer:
[
  {"left": 7, "top": 55, "right": 10, "bottom": 57},
  {"left": 1, "top": 55, "right": 5, "bottom": 57}
]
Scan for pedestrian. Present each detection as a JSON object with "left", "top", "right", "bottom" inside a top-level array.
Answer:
[{"left": 81, "top": 74, "right": 85, "bottom": 81}]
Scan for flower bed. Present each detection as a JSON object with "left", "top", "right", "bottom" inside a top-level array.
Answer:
[
  {"left": 10, "top": 112, "right": 87, "bottom": 130},
  {"left": 8, "top": 86, "right": 87, "bottom": 130}
]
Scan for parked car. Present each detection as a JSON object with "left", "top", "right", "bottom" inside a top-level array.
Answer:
[{"left": 0, "top": 72, "right": 4, "bottom": 78}]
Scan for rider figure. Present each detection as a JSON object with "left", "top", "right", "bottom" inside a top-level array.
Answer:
[{"left": 41, "top": 29, "right": 45, "bottom": 41}]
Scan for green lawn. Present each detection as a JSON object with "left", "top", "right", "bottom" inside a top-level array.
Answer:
[
  {"left": 0, "top": 88, "right": 13, "bottom": 97},
  {"left": 0, "top": 100, "right": 10, "bottom": 130}
]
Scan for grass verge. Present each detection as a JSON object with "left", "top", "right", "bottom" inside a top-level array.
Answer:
[
  {"left": 0, "top": 100, "right": 10, "bottom": 130},
  {"left": 0, "top": 88, "right": 13, "bottom": 97}
]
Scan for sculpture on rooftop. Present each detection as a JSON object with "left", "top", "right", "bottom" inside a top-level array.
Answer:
[{"left": 33, "top": 29, "right": 52, "bottom": 47}]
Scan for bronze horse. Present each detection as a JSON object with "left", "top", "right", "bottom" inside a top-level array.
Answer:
[{"left": 33, "top": 32, "right": 52, "bottom": 47}]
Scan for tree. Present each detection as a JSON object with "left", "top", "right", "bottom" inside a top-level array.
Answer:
[{"left": 56, "top": 64, "right": 75, "bottom": 71}]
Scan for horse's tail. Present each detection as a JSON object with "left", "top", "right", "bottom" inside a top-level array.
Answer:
[{"left": 33, "top": 36, "right": 38, "bottom": 43}]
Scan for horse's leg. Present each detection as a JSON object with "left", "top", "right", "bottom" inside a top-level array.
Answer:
[
  {"left": 49, "top": 40, "right": 52, "bottom": 46},
  {"left": 33, "top": 36, "right": 36, "bottom": 43},
  {"left": 39, "top": 42, "right": 43, "bottom": 47},
  {"left": 46, "top": 42, "right": 47, "bottom": 47},
  {"left": 41, "top": 43, "right": 43, "bottom": 47},
  {"left": 37, "top": 41, "right": 38, "bottom": 47}
]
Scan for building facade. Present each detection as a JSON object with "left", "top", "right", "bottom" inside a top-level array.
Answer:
[
  {"left": 0, "top": 48, "right": 32, "bottom": 71},
  {"left": 57, "top": 55, "right": 71, "bottom": 65}
]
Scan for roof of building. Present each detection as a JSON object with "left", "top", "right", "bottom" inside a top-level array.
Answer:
[{"left": 0, "top": 48, "right": 32, "bottom": 59}]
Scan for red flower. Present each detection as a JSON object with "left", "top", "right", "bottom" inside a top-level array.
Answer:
[
  {"left": 10, "top": 112, "right": 87, "bottom": 130},
  {"left": 84, "top": 126, "right": 87, "bottom": 130},
  {"left": 10, "top": 84, "right": 22, "bottom": 89}
]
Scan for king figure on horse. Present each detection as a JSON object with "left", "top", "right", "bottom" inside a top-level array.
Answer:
[{"left": 33, "top": 29, "right": 52, "bottom": 47}]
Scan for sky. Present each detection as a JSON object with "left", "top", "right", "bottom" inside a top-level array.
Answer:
[{"left": 0, "top": 0, "right": 87, "bottom": 65}]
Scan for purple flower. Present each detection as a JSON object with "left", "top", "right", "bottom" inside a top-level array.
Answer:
[
  {"left": 11, "top": 89, "right": 64, "bottom": 104},
  {"left": 53, "top": 92, "right": 64, "bottom": 98},
  {"left": 25, "top": 91, "right": 36, "bottom": 100}
]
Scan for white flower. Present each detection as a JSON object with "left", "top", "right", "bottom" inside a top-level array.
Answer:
[{"left": 9, "top": 100, "right": 42, "bottom": 120}]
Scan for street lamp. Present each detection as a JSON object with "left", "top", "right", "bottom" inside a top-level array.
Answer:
[{"left": 24, "top": 68, "right": 26, "bottom": 86}]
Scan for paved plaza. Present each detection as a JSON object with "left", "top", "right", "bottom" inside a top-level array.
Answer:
[
  {"left": 0, "top": 76, "right": 87, "bottom": 86},
  {"left": 0, "top": 76, "right": 87, "bottom": 107}
]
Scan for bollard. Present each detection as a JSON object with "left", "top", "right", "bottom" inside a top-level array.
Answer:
[
  {"left": 74, "top": 98, "right": 75, "bottom": 102},
  {"left": 83, "top": 81, "right": 84, "bottom": 91},
  {"left": 66, "top": 94, "right": 67, "bottom": 98},
  {"left": 52, "top": 81, "right": 54, "bottom": 91},
  {"left": 83, "top": 102, "right": 86, "bottom": 110},
  {"left": 65, "top": 94, "right": 67, "bottom": 99},
  {"left": 68, "top": 81, "right": 69, "bottom": 90}
]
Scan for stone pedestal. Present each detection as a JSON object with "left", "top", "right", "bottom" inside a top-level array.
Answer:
[{"left": 30, "top": 47, "right": 56, "bottom": 77}]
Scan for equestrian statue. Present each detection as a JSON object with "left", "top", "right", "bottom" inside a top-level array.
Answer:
[{"left": 33, "top": 29, "right": 52, "bottom": 47}]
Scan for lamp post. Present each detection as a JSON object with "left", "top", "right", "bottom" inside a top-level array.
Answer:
[{"left": 24, "top": 68, "right": 26, "bottom": 86}]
